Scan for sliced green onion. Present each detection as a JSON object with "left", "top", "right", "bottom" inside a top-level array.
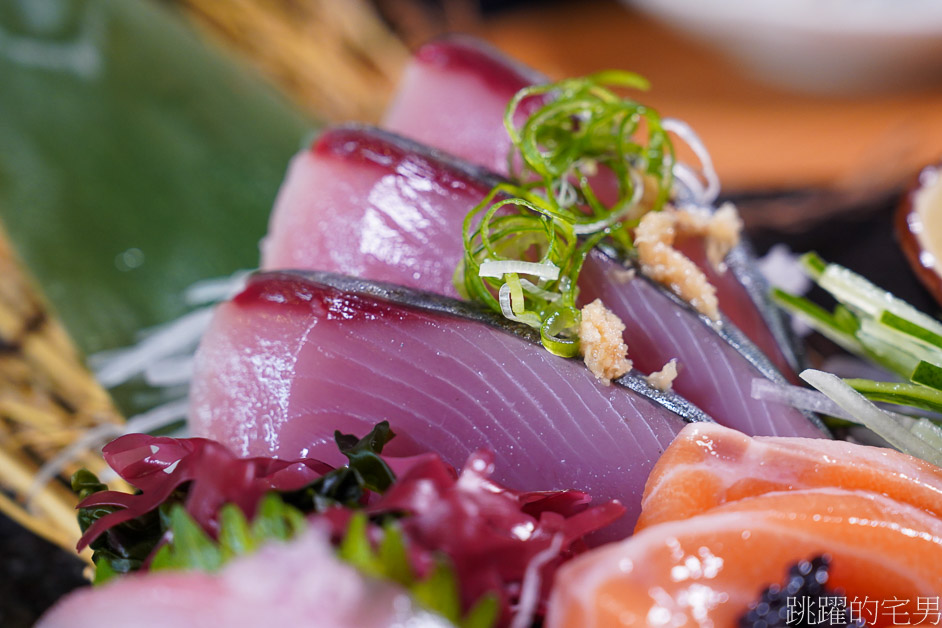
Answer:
[
  {"left": 459, "top": 72, "right": 683, "bottom": 353},
  {"left": 478, "top": 260, "right": 560, "bottom": 280}
]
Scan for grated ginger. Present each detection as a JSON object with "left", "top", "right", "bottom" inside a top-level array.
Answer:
[
  {"left": 645, "top": 358, "right": 679, "bottom": 392},
  {"left": 580, "top": 299, "right": 632, "bottom": 385},
  {"left": 634, "top": 203, "right": 743, "bottom": 321}
]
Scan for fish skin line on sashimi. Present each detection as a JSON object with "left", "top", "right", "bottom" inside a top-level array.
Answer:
[
  {"left": 383, "top": 35, "right": 803, "bottom": 379},
  {"left": 189, "top": 271, "right": 709, "bottom": 539},
  {"left": 262, "top": 125, "right": 823, "bottom": 437}
]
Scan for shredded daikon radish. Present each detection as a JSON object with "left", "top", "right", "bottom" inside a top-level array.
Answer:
[{"left": 510, "top": 534, "right": 563, "bottom": 628}]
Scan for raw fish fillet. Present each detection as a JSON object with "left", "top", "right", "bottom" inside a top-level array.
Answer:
[
  {"left": 384, "top": 36, "right": 801, "bottom": 378},
  {"left": 547, "top": 489, "right": 942, "bottom": 627},
  {"left": 383, "top": 36, "right": 541, "bottom": 175},
  {"left": 636, "top": 421, "right": 942, "bottom": 530},
  {"left": 37, "top": 528, "right": 450, "bottom": 628},
  {"left": 547, "top": 423, "right": 942, "bottom": 626},
  {"left": 261, "top": 126, "right": 821, "bottom": 437},
  {"left": 190, "top": 271, "right": 705, "bottom": 537},
  {"left": 262, "top": 125, "right": 499, "bottom": 297}
]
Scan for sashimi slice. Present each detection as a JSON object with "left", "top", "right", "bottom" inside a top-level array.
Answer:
[
  {"left": 37, "top": 528, "right": 450, "bottom": 628},
  {"left": 548, "top": 488, "right": 942, "bottom": 628},
  {"left": 636, "top": 422, "right": 942, "bottom": 530},
  {"left": 383, "top": 37, "right": 801, "bottom": 378},
  {"left": 261, "top": 126, "right": 821, "bottom": 438},
  {"left": 580, "top": 251, "right": 823, "bottom": 438},
  {"left": 383, "top": 36, "right": 542, "bottom": 175},
  {"left": 261, "top": 124, "right": 499, "bottom": 296},
  {"left": 189, "top": 271, "right": 707, "bottom": 537}
]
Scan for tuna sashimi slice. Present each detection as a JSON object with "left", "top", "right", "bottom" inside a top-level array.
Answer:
[
  {"left": 547, "top": 489, "right": 942, "bottom": 628},
  {"left": 261, "top": 126, "right": 821, "bottom": 438},
  {"left": 636, "top": 422, "right": 942, "bottom": 530},
  {"left": 37, "top": 528, "right": 450, "bottom": 628},
  {"left": 189, "top": 272, "right": 706, "bottom": 538},
  {"left": 383, "top": 36, "right": 801, "bottom": 378}
]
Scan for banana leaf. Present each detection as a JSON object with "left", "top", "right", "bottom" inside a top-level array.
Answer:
[{"left": 0, "top": 0, "right": 315, "bottom": 359}]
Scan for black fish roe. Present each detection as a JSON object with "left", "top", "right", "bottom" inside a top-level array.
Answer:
[{"left": 738, "top": 556, "right": 866, "bottom": 628}]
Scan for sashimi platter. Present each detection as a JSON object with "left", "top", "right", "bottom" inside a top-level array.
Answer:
[{"left": 32, "top": 37, "right": 942, "bottom": 627}]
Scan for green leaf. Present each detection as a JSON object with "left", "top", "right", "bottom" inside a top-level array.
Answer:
[
  {"left": 461, "top": 594, "right": 500, "bottom": 628},
  {"left": 217, "top": 503, "right": 256, "bottom": 560},
  {"left": 152, "top": 504, "right": 224, "bottom": 572},
  {"left": 0, "top": 0, "right": 315, "bottom": 378},
  {"left": 92, "top": 557, "right": 118, "bottom": 586},
  {"left": 334, "top": 421, "right": 397, "bottom": 493},
  {"left": 149, "top": 494, "right": 307, "bottom": 575},
  {"left": 377, "top": 521, "right": 413, "bottom": 586},
  {"left": 71, "top": 468, "right": 108, "bottom": 501},
  {"left": 410, "top": 561, "right": 463, "bottom": 624}
]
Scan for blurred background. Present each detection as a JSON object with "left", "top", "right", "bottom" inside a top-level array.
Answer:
[{"left": 3, "top": 0, "right": 942, "bottom": 625}]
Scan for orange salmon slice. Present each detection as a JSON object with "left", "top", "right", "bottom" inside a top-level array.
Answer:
[
  {"left": 548, "top": 488, "right": 942, "bottom": 627},
  {"left": 636, "top": 422, "right": 942, "bottom": 531}
]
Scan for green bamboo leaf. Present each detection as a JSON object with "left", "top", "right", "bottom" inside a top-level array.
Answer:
[{"left": 0, "top": 0, "right": 315, "bottom": 363}]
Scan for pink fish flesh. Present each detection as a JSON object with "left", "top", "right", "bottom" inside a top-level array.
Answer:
[
  {"left": 383, "top": 36, "right": 543, "bottom": 175},
  {"left": 37, "top": 528, "right": 450, "bottom": 628},
  {"left": 260, "top": 126, "right": 823, "bottom": 437},
  {"left": 383, "top": 37, "right": 801, "bottom": 378},
  {"left": 189, "top": 271, "right": 705, "bottom": 538}
]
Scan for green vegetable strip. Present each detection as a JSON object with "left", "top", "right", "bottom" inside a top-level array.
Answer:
[
  {"left": 910, "top": 361, "right": 942, "bottom": 392},
  {"left": 845, "top": 379, "right": 942, "bottom": 415},
  {"left": 770, "top": 289, "right": 862, "bottom": 354},
  {"left": 458, "top": 72, "right": 675, "bottom": 355},
  {"left": 779, "top": 253, "right": 942, "bottom": 463},
  {"left": 880, "top": 310, "right": 942, "bottom": 351}
]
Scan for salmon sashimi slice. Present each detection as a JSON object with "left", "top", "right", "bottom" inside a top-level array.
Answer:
[
  {"left": 636, "top": 422, "right": 942, "bottom": 531},
  {"left": 383, "top": 36, "right": 802, "bottom": 379},
  {"left": 548, "top": 488, "right": 942, "bottom": 627}
]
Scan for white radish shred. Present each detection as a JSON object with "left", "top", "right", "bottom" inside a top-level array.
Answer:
[
  {"left": 663, "top": 117, "right": 720, "bottom": 206},
  {"left": 510, "top": 534, "right": 563, "bottom": 628},
  {"left": 479, "top": 260, "right": 560, "bottom": 280},
  {"left": 750, "top": 378, "right": 915, "bottom": 425},
  {"left": 911, "top": 419, "right": 942, "bottom": 451},
  {"left": 184, "top": 270, "right": 250, "bottom": 306},
  {"left": 800, "top": 369, "right": 942, "bottom": 466},
  {"left": 90, "top": 306, "right": 216, "bottom": 388}
]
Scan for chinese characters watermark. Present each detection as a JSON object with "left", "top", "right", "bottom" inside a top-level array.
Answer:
[{"left": 786, "top": 596, "right": 941, "bottom": 625}]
